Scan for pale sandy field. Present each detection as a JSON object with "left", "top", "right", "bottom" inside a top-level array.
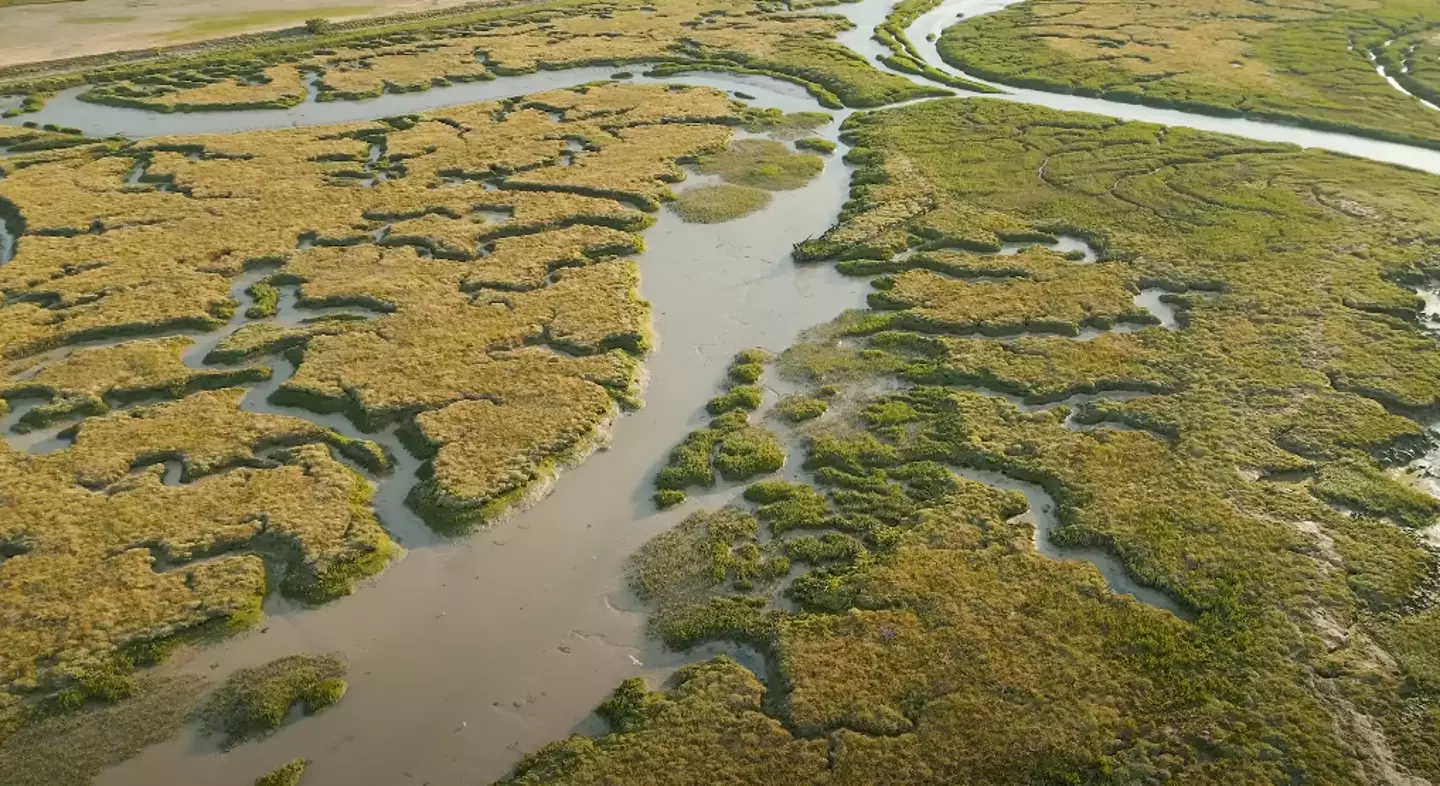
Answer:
[{"left": 0, "top": 0, "right": 502, "bottom": 67}]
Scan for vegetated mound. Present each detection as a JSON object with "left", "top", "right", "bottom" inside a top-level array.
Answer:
[
  {"left": 696, "top": 138, "right": 824, "bottom": 190},
  {"left": 653, "top": 350, "right": 785, "bottom": 507},
  {"left": 255, "top": 758, "right": 307, "bottom": 786},
  {"left": 503, "top": 96, "right": 1440, "bottom": 784},
  {"left": 669, "top": 183, "right": 770, "bottom": 223},
  {"left": 669, "top": 138, "right": 826, "bottom": 223},
  {"left": 200, "top": 654, "right": 347, "bottom": 748}
]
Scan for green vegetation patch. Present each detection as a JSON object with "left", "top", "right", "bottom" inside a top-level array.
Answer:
[
  {"left": 200, "top": 654, "right": 347, "bottom": 748},
  {"left": 695, "top": 139, "right": 824, "bottom": 191},
  {"left": 794, "top": 137, "right": 836, "bottom": 154},
  {"left": 706, "top": 385, "right": 762, "bottom": 415},
  {"left": 713, "top": 426, "right": 785, "bottom": 480},
  {"left": 935, "top": 0, "right": 1440, "bottom": 147},
  {"left": 498, "top": 658, "right": 828, "bottom": 785},
  {"left": 669, "top": 184, "right": 770, "bottom": 224},
  {"left": 512, "top": 93, "right": 1440, "bottom": 785},
  {"left": 774, "top": 394, "right": 827, "bottom": 422}
]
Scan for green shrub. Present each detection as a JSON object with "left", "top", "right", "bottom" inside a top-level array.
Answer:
[
  {"left": 713, "top": 426, "right": 785, "bottom": 481},
  {"left": 706, "top": 386, "right": 762, "bottom": 415}
]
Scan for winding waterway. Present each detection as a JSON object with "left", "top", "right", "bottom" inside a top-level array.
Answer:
[
  {"left": 903, "top": 0, "right": 1440, "bottom": 174},
  {"left": 0, "top": 0, "right": 1435, "bottom": 782},
  {"left": 1367, "top": 41, "right": 1440, "bottom": 113}
]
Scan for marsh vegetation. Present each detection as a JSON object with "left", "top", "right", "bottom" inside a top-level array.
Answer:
[
  {"left": 511, "top": 96, "right": 1440, "bottom": 785},
  {"left": 935, "top": 0, "right": 1440, "bottom": 147},
  {"left": 0, "top": 80, "right": 800, "bottom": 757},
  {"left": 4, "top": 0, "right": 1440, "bottom": 783}
]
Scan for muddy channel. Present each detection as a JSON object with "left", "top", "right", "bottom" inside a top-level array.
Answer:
[{"left": 0, "top": 0, "right": 1438, "bottom": 782}]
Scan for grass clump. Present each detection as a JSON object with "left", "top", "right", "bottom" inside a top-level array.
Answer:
[
  {"left": 669, "top": 184, "right": 770, "bottom": 224},
  {"left": 200, "top": 654, "right": 347, "bottom": 748},
  {"left": 773, "top": 394, "right": 828, "bottom": 422},
  {"left": 794, "top": 137, "right": 836, "bottom": 154},
  {"left": 256, "top": 759, "right": 307, "bottom": 786},
  {"left": 713, "top": 426, "right": 785, "bottom": 481},
  {"left": 706, "top": 385, "right": 762, "bottom": 415},
  {"left": 695, "top": 139, "right": 824, "bottom": 191},
  {"left": 744, "top": 109, "right": 833, "bottom": 135},
  {"left": 727, "top": 348, "right": 771, "bottom": 384}
]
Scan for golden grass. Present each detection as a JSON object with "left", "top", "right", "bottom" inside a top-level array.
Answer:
[
  {"left": 0, "top": 82, "right": 755, "bottom": 714},
  {"left": 0, "top": 390, "right": 394, "bottom": 695},
  {"left": 315, "top": 42, "right": 489, "bottom": 98}
]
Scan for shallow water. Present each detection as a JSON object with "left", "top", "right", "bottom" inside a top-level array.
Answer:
[{"left": 1, "top": 0, "right": 1430, "bottom": 781}]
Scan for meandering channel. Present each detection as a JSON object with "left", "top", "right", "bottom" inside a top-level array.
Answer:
[
  {"left": 898, "top": 0, "right": 1440, "bottom": 174},
  {"left": 0, "top": 0, "right": 1434, "bottom": 783}
]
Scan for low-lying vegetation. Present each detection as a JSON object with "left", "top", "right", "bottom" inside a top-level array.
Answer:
[
  {"left": 200, "top": 654, "right": 346, "bottom": 748},
  {"left": 255, "top": 759, "right": 308, "bottom": 786},
  {"left": 653, "top": 349, "right": 785, "bottom": 507},
  {"left": 935, "top": 0, "right": 1440, "bottom": 147},
  {"left": 504, "top": 97, "right": 1440, "bottom": 784},
  {"left": 695, "top": 139, "right": 824, "bottom": 191},
  {"left": 669, "top": 183, "right": 770, "bottom": 224}
]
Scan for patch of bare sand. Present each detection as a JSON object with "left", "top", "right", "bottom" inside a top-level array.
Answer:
[{"left": 0, "top": 0, "right": 504, "bottom": 68}]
